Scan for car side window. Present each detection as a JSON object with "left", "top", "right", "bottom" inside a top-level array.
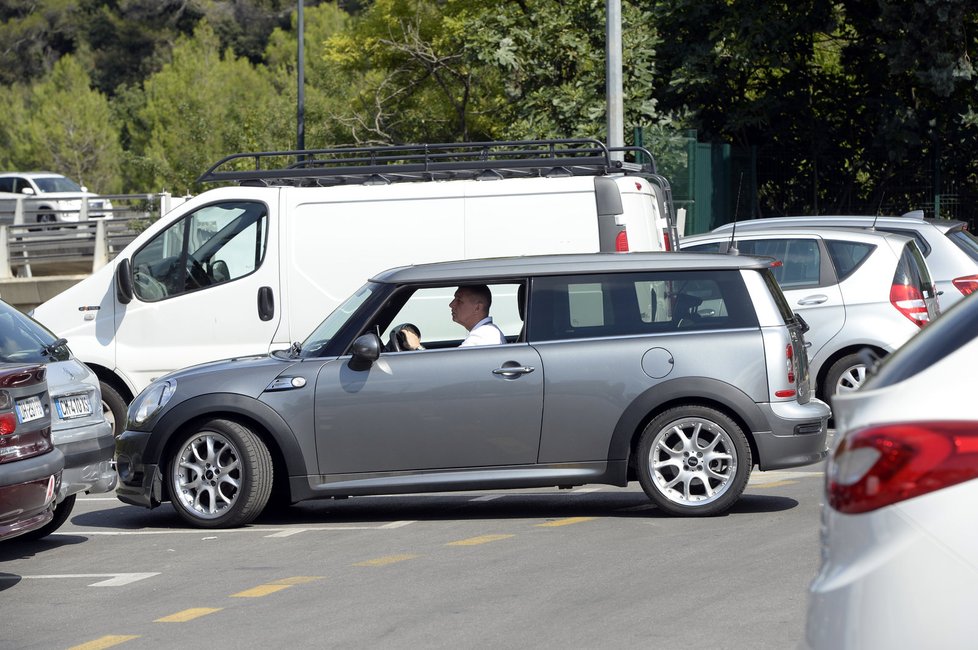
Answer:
[
  {"left": 130, "top": 201, "right": 268, "bottom": 302},
  {"left": 825, "top": 240, "right": 875, "bottom": 281},
  {"left": 528, "top": 271, "right": 757, "bottom": 342},
  {"left": 0, "top": 178, "right": 12, "bottom": 193},
  {"left": 737, "top": 238, "right": 821, "bottom": 288}
]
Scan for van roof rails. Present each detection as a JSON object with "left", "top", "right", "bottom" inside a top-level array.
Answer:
[{"left": 196, "top": 138, "right": 663, "bottom": 186}]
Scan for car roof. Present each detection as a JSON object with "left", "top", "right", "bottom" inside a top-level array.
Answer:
[
  {"left": 682, "top": 226, "right": 915, "bottom": 245},
  {"left": 0, "top": 171, "right": 62, "bottom": 179},
  {"left": 710, "top": 215, "right": 967, "bottom": 232},
  {"left": 370, "top": 252, "right": 773, "bottom": 284}
]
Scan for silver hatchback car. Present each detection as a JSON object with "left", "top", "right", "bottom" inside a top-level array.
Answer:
[
  {"left": 681, "top": 227, "right": 940, "bottom": 404},
  {"left": 116, "top": 253, "right": 830, "bottom": 528}
]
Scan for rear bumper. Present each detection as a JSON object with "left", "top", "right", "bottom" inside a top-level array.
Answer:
[
  {"left": 0, "top": 449, "right": 64, "bottom": 541},
  {"left": 58, "top": 422, "right": 118, "bottom": 498},
  {"left": 753, "top": 398, "right": 831, "bottom": 470}
]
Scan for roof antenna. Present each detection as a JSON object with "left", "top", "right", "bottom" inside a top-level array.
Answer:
[
  {"left": 871, "top": 191, "right": 885, "bottom": 230},
  {"left": 727, "top": 172, "right": 744, "bottom": 255}
]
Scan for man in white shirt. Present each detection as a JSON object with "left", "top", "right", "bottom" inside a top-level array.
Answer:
[
  {"left": 399, "top": 284, "right": 506, "bottom": 350},
  {"left": 451, "top": 284, "right": 507, "bottom": 346}
]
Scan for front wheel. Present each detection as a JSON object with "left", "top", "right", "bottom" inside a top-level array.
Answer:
[
  {"left": 636, "top": 405, "right": 751, "bottom": 516},
  {"left": 168, "top": 419, "right": 273, "bottom": 528},
  {"left": 100, "top": 381, "right": 128, "bottom": 436}
]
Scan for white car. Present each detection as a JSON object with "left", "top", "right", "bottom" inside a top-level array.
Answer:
[
  {"left": 709, "top": 213, "right": 978, "bottom": 311},
  {"left": 806, "top": 290, "right": 978, "bottom": 650},
  {"left": 0, "top": 171, "right": 113, "bottom": 223},
  {"left": 680, "top": 227, "right": 940, "bottom": 404}
]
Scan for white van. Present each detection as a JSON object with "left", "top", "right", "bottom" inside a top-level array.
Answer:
[{"left": 32, "top": 139, "right": 679, "bottom": 428}]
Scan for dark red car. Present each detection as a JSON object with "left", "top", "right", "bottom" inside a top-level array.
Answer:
[{"left": 0, "top": 363, "right": 64, "bottom": 541}]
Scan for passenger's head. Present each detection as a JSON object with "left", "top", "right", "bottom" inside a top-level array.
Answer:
[{"left": 450, "top": 284, "right": 492, "bottom": 330}]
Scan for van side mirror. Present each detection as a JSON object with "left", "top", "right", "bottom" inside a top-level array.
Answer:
[
  {"left": 348, "top": 333, "right": 382, "bottom": 371},
  {"left": 116, "top": 258, "right": 134, "bottom": 304}
]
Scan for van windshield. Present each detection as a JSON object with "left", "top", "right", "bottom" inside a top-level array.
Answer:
[{"left": 299, "top": 283, "right": 377, "bottom": 357}]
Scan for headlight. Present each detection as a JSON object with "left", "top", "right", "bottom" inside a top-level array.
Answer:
[{"left": 129, "top": 379, "right": 177, "bottom": 426}]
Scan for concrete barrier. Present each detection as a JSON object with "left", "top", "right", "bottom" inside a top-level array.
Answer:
[{"left": 1, "top": 274, "right": 87, "bottom": 313}]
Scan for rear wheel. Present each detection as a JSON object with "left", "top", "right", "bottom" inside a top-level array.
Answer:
[
  {"left": 168, "top": 419, "right": 273, "bottom": 528},
  {"left": 19, "top": 494, "right": 76, "bottom": 540},
  {"left": 823, "top": 353, "right": 867, "bottom": 406},
  {"left": 637, "top": 405, "right": 751, "bottom": 516}
]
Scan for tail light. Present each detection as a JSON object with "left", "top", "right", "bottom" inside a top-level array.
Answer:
[
  {"left": 615, "top": 230, "right": 629, "bottom": 252},
  {"left": 0, "top": 413, "right": 15, "bottom": 435},
  {"left": 890, "top": 283, "right": 930, "bottom": 327},
  {"left": 828, "top": 421, "right": 978, "bottom": 514},
  {"left": 952, "top": 274, "right": 978, "bottom": 296},
  {"left": 663, "top": 232, "right": 672, "bottom": 251},
  {"left": 774, "top": 343, "right": 797, "bottom": 398}
]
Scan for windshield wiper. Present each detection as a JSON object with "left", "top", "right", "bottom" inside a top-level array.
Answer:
[{"left": 41, "top": 337, "right": 68, "bottom": 356}]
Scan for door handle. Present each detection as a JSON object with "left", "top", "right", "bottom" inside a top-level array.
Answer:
[
  {"left": 492, "top": 364, "right": 535, "bottom": 378},
  {"left": 797, "top": 295, "right": 828, "bottom": 306}
]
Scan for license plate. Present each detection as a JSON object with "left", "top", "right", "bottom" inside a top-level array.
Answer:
[
  {"left": 56, "top": 395, "right": 92, "bottom": 420},
  {"left": 15, "top": 396, "right": 45, "bottom": 423}
]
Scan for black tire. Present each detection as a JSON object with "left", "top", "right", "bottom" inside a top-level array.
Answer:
[
  {"left": 636, "top": 405, "right": 752, "bottom": 517},
  {"left": 100, "top": 381, "right": 128, "bottom": 437},
  {"left": 167, "top": 419, "right": 273, "bottom": 528},
  {"left": 19, "top": 494, "right": 76, "bottom": 540},
  {"left": 822, "top": 353, "right": 868, "bottom": 407}
]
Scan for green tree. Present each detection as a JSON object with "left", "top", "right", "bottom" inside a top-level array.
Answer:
[{"left": 0, "top": 55, "right": 122, "bottom": 192}]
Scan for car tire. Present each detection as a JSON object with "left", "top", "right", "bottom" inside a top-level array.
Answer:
[
  {"left": 636, "top": 405, "right": 751, "bottom": 517},
  {"left": 19, "top": 494, "right": 76, "bottom": 540},
  {"left": 823, "top": 353, "right": 867, "bottom": 406},
  {"left": 100, "top": 381, "right": 128, "bottom": 437},
  {"left": 168, "top": 419, "right": 273, "bottom": 529}
]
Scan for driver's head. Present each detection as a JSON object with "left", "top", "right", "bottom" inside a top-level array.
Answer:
[{"left": 450, "top": 284, "right": 492, "bottom": 331}]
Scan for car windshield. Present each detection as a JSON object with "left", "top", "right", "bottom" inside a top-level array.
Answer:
[
  {"left": 33, "top": 176, "right": 83, "bottom": 193},
  {"left": 298, "top": 283, "right": 377, "bottom": 358},
  {"left": 0, "top": 301, "right": 70, "bottom": 362}
]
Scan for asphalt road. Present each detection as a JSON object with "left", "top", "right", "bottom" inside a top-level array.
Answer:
[{"left": 1, "top": 464, "right": 827, "bottom": 650}]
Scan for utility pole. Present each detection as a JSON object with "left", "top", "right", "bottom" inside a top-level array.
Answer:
[
  {"left": 606, "top": 0, "right": 624, "bottom": 161},
  {"left": 297, "top": 1, "right": 305, "bottom": 152}
]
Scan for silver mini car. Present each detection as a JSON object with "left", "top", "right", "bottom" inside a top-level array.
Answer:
[{"left": 116, "top": 253, "right": 830, "bottom": 528}]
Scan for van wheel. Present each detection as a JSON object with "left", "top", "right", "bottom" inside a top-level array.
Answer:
[
  {"left": 168, "top": 419, "right": 272, "bottom": 528},
  {"left": 823, "top": 353, "right": 866, "bottom": 405},
  {"left": 100, "top": 381, "right": 128, "bottom": 437},
  {"left": 20, "top": 494, "right": 76, "bottom": 540},
  {"left": 636, "top": 405, "right": 751, "bottom": 516}
]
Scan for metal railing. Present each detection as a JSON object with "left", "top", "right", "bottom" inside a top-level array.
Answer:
[{"left": 0, "top": 193, "right": 188, "bottom": 278}]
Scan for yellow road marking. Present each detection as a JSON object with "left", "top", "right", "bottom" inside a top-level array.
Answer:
[
  {"left": 268, "top": 576, "right": 323, "bottom": 585},
  {"left": 353, "top": 554, "right": 419, "bottom": 567},
  {"left": 155, "top": 608, "right": 222, "bottom": 623},
  {"left": 68, "top": 635, "right": 140, "bottom": 650},
  {"left": 231, "top": 584, "right": 291, "bottom": 598},
  {"left": 535, "top": 517, "right": 596, "bottom": 528},
  {"left": 446, "top": 534, "right": 514, "bottom": 546}
]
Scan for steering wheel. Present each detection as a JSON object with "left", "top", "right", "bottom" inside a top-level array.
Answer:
[
  {"left": 185, "top": 256, "right": 210, "bottom": 288},
  {"left": 386, "top": 323, "right": 421, "bottom": 352}
]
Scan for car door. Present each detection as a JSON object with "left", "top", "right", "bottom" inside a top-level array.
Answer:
[{"left": 314, "top": 344, "right": 544, "bottom": 474}]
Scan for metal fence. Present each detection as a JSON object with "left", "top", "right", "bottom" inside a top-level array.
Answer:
[{"left": 0, "top": 193, "right": 187, "bottom": 278}]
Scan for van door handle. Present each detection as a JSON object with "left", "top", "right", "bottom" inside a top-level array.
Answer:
[
  {"left": 258, "top": 286, "right": 274, "bottom": 321},
  {"left": 797, "top": 295, "right": 828, "bottom": 306},
  {"left": 492, "top": 363, "right": 535, "bottom": 378}
]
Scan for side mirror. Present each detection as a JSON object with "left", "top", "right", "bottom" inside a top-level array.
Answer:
[
  {"left": 116, "top": 258, "right": 134, "bottom": 304},
  {"left": 348, "top": 333, "right": 382, "bottom": 371},
  {"left": 20, "top": 187, "right": 35, "bottom": 196}
]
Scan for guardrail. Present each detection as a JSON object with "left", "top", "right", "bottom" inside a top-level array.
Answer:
[{"left": 0, "top": 192, "right": 189, "bottom": 278}]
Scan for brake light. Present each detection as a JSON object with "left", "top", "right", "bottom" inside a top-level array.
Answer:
[
  {"left": 0, "top": 413, "right": 15, "bottom": 435},
  {"left": 828, "top": 422, "right": 978, "bottom": 514},
  {"left": 889, "top": 283, "right": 930, "bottom": 327},
  {"left": 774, "top": 343, "right": 797, "bottom": 398},
  {"left": 663, "top": 232, "right": 672, "bottom": 251},
  {"left": 952, "top": 274, "right": 978, "bottom": 296},
  {"left": 615, "top": 230, "right": 629, "bottom": 252}
]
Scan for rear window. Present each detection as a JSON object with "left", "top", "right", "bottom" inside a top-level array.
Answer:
[
  {"left": 877, "top": 227, "right": 931, "bottom": 256},
  {"left": 825, "top": 240, "right": 875, "bottom": 281},
  {"left": 946, "top": 227, "right": 978, "bottom": 263},
  {"left": 893, "top": 242, "right": 935, "bottom": 296},
  {"left": 0, "top": 300, "right": 69, "bottom": 363},
  {"left": 528, "top": 270, "right": 758, "bottom": 342}
]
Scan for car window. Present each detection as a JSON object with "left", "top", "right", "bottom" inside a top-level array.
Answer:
[
  {"left": 825, "top": 239, "right": 875, "bottom": 281},
  {"left": 0, "top": 300, "right": 69, "bottom": 363},
  {"left": 876, "top": 227, "right": 931, "bottom": 256},
  {"left": 733, "top": 238, "right": 821, "bottom": 288},
  {"left": 528, "top": 271, "right": 757, "bottom": 341},
  {"left": 0, "top": 178, "right": 12, "bottom": 192},
  {"left": 300, "top": 282, "right": 378, "bottom": 357},
  {"left": 946, "top": 227, "right": 978, "bottom": 263},
  {"left": 895, "top": 242, "right": 935, "bottom": 297},
  {"left": 369, "top": 283, "right": 523, "bottom": 349},
  {"left": 33, "top": 176, "right": 82, "bottom": 193},
  {"left": 130, "top": 201, "right": 268, "bottom": 302}
]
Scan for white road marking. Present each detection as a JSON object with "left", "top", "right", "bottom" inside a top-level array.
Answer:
[
  {"left": 569, "top": 487, "right": 602, "bottom": 494},
  {"left": 748, "top": 470, "right": 823, "bottom": 485},
  {"left": 2, "top": 573, "right": 161, "bottom": 587},
  {"left": 470, "top": 495, "right": 504, "bottom": 502}
]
